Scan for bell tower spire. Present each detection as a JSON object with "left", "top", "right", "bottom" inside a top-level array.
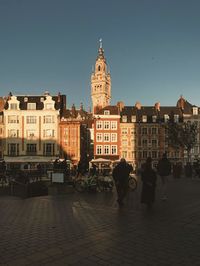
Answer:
[{"left": 91, "top": 39, "right": 111, "bottom": 114}]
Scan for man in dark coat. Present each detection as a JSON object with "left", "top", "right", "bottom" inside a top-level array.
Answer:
[
  {"left": 157, "top": 152, "right": 171, "bottom": 200},
  {"left": 112, "top": 158, "right": 133, "bottom": 206},
  {"left": 141, "top": 157, "right": 157, "bottom": 208}
]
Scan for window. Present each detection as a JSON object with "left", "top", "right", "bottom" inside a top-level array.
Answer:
[
  {"left": 174, "top": 114, "right": 179, "bottom": 123},
  {"left": 27, "top": 103, "right": 36, "bottom": 110},
  {"left": 26, "top": 116, "right": 37, "bottom": 124},
  {"left": 98, "top": 65, "right": 101, "bottom": 71},
  {"left": 152, "top": 139, "right": 157, "bottom": 148},
  {"left": 152, "top": 127, "right": 157, "bottom": 135},
  {"left": 122, "top": 115, "right": 127, "bottom": 122},
  {"left": 44, "top": 115, "right": 54, "bottom": 123},
  {"left": 104, "top": 121, "right": 110, "bottom": 130},
  {"left": 44, "top": 143, "right": 54, "bottom": 156},
  {"left": 164, "top": 114, "right": 169, "bottom": 122},
  {"left": 27, "top": 144, "right": 37, "bottom": 155},
  {"left": 121, "top": 128, "right": 128, "bottom": 135},
  {"left": 64, "top": 128, "right": 68, "bottom": 145},
  {"left": 104, "top": 110, "right": 110, "bottom": 115},
  {"left": 96, "top": 145, "right": 102, "bottom": 155},
  {"left": 142, "top": 115, "right": 147, "bottom": 122},
  {"left": 10, "top": 103, "right": 17, "bottom": 110},
  {"left": 122, "top": 140, "right": 128, "bottom": 146},
  {"left": 142, "top": 127, "right": 147, "bottom": 135},
  {"left": 143, "top": 151, "right": 148, "bottom": 159},
  {"left": 96, "top": 133, "right": 103, "bottom": 142},
  {"left": 8, "top": 143, "right": 19, "bottom": 156},
  {"left": 111, "top": 133, "right": 117, "bottom": 142},
  {"left": 45, "top": 103, "right": 54, "bottom": 110},
  {"left": 131, "top": 115, "right": 136, "bottom": 122},
  {"left": 44, "top": 129, "right": 55, "bottom": 138},
  {"left": 122, "top": 151, "right": 127, "bottom": 158},
  {"left": 152, "top": 115, "right": 157, "bottom": 123},
  {"left": 104, "top": 145, "right": 110, "bottom": 154},
  {"left": 27, "top": 130, "right": 36, "bottom": 138},
  {"left": 104, "top": 133, "right": 110, "bottom": 142},
  {"left": 142, "top": 139, "right": 148, "bottom": 147},
  {"left": 152, "top": 151, "right": 157, "bottom": 159},
  {"left": 96, "top": 121, "right": 103, "bottom": 129},
  {"left": 111, "top": 145, "right": 117, "bottom": 155},
  {"left": 8, "top": 129, "right": 19, "bottom": 138},
  {"left": 8, "top": 115, "right": 19, "bottom": 123},
  {"left": 193, "top": 107, "right": 198, "bottom": 115},
  {"left": 111, "top": 121, "right": 117, "bottom": 130}
]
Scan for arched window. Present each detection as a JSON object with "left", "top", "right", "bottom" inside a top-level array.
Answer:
[{"left": 98, "top": 65, "right": 101, "bottom": 71}]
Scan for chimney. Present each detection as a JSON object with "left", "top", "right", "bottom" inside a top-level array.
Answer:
[
  {"left": 154, "top": 102, "right": 160, "bottom": 111},
  {"left": 135, "top": 101, "right": 142, "bottom": 110},
  {"left": 117, "top": 101, "right": 124, "bottom": 112}
]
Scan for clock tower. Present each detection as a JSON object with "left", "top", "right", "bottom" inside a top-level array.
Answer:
[{"left": 91, "top": 40, "right": 111, "bottom": 114}]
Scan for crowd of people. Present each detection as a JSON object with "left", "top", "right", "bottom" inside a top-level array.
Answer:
[{"left": 112, "top": 153, "right": 200, "bottom": 209}]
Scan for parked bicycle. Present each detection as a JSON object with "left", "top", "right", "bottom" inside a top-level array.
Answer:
[{"left": 74, "top": 175, "right": 98, "bottom": 192}]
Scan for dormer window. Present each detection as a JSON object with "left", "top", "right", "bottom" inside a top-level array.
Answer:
[
  {"left": 131, "top": 115, "right": 136, "bottom": 122},
  {"left": 104, "top": 110, "right": 110, "bottom": 115},
  {"left": 193, "top": 107, "right": 198, "bottom": 115},
  {"left": 164, "top": 114, "right": 169, "bottom": 122},
  {"left": 45, "top": 103, "right": 54, "bottom": 110},
  {"left": 152, "top": 115, "right": 157, "bottom": 123},
  {"left": 10, "top": 103, "right": 17, "bottom": 110},
  {"left": 27, "top": 103, "right": 36, "bottom": 110},
  {"left": 142, "top": 115, "right": 147, "bottom": 123},
  {"left": 174, "top": 114, "right": 179, "bottom": 123},
  {"left": 122, "top": 115, "right": 127, "bottom": 123}
]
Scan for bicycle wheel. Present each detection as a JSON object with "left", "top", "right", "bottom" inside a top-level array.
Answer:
[
  {"left": 129, "top": 177, "right": 137, "bottom": 191},
  {"left": 75, "top": 179, "right": 85, "bottom": 192}
]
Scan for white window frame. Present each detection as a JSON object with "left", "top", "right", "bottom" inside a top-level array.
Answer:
[
  {"left": 122, "top": 115, "right": 127, "bottom": 123},
  {"left": 111, "top": 121, "right": 117, "bottom": 130},
  {"left": 111, "top": 133, "right": 117, "bottom": 142},
  {"left": 96, "top": 121, "right": 103, "bottom": 129},
  {"left": 111, "top": 145, "right": 117, "bottom": 155},
  {"left": 104, "top": 145, "right": 110, "bottom": 155},
  {"left": 96, "top": 145, "right": 102, "bottom": 155},
  {"left": 104, "top": 133, "right": 110, "bottom": 142},
  {"left": 27, "top": 103, "right": 36, "bottom": 110},
  {"left": 96, "top": 133, "right": 103, "bottom": 142},
  {"left": 104, "top": 121, "right": 110, "bottom": 130},
  {"left": 142, "top": 115, "right": 147, "bottom": 123},
  {"left": 26, "top": 116, "right": 37, "bottom": 124},
  {"left": 131, "top": 115, "right": 136, "bottom": 122},
  {"left": 104, "top": 110, "right": 110, "bottom": 115}
]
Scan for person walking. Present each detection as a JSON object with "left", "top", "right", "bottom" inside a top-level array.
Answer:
[
  {"left": 141, "top": 157, "right": 157, "bottom": 209},
  {"left": 157, "top": 152, "right": 171, "bottom": 200},
  {"left": 112, "top": 158, "right": 133, "bottom": 206}
]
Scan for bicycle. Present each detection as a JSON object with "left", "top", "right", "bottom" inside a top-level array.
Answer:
[{"left": 74, "top": 175, "right": 98, "bottom": 192}]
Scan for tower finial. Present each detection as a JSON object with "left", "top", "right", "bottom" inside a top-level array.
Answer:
[{"left": 99, "top": 38, "right": 102, "bottom": 49}]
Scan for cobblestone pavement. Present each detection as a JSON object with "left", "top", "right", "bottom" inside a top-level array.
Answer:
[{"left": 1, "top": 176, "right": 200, "bottom": 265}]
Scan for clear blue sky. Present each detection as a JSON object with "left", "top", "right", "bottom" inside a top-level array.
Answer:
[{"left": 1, "top": 0, "right": 200, "bottom": 110}]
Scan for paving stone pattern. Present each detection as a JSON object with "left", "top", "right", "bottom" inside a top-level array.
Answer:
[{"left": 0, "top": 177, "right": 200, "bottom": 265}]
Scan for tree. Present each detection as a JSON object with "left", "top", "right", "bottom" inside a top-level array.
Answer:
[
  {"left": 166, "top": 115, "right": 198, "bottom": 162},
  {"left": 180, "top": 121, "right": 198, "bottom": 162}
]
